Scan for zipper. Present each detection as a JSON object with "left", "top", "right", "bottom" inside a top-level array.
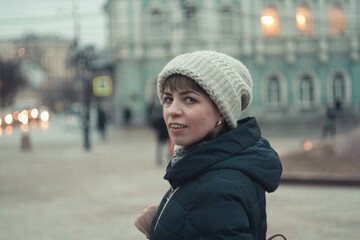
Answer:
[{"left": 153, "top": 186, "right": 179, "bottom": 234}]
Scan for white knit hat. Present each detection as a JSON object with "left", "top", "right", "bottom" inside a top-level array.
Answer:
[{"left": 157, "top": 50, "right": 253, "bottom": 129}]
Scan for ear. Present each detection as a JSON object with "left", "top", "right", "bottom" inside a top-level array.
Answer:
[{"left": 218, "top": 113, "right": 224, "bottom": 122}]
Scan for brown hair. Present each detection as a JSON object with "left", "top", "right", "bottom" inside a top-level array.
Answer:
[
  {"left": 163, "top": 74, "right": 205, "bottom": 95},
  {"left": 163, "top": 74, "right": 230, "bottom": 141}
]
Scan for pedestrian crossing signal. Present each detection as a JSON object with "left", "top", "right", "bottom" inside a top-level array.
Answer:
[{"left": 93, "top": 76, "right": 113, "bottom": 97}]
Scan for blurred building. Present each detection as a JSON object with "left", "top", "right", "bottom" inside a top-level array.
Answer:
[
  {"left": 0, "top": 35, "right": 77, "bottom": 109},
  {"left": 105, "top": 0, "right": 360, "bottom": 126}
]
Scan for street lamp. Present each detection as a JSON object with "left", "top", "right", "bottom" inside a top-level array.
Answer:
[{"left": 80, "top": 46, "right": 95, "bottom": 151}]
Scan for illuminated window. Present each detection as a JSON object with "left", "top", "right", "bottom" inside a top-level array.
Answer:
[
  {"left": 261, "top": 8, "right": 280, "bottom": 37},
  {"left": 296, "top": 6, "right": 313, "bottom": 35},
  {"left": 328, "top": 4, "right": 345, "bottom": 36}
]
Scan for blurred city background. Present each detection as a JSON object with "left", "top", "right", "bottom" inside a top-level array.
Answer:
[{"left": 1, "top": 0, "right": 360, "bottom": 240}]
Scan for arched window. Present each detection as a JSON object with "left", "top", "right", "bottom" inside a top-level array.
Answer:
[
  {"left": 332, "top": 72, "right": 345, "bottom": 102},
  {"left": 148, "top": 8, "right": 164, "bottom": 39},
  {"left": 261, "top": 7, "right": 280, "bottom": 37},
  {"left": 267, "top": 75, "right": 281, "bottom": 105},
  {"left": 328, "top": 4, "right": 345, "bottom": 36},
  {"left": 296, "top": 6, "right": 313, "bottom": 35},
  {"left": 184, "top": 1, "right": 198, "bottom": 36},
  {"left": 299, "top": 73, "right": 314, "bottom": 107}
]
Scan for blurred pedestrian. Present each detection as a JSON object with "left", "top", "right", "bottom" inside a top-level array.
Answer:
[
  {"left": 134, "top": 51, "right": 282, "bottom": 239},
  {"left": 97, "top": 104, "right": 107, "bottom": 140},
  {"left": 123, "top": 105, "right": 132, "bottom": 126},
  {"left": 152, "top": 114, "right": 170, "bottom": 166},
  {"left": 335, "top": 98, "right": 342, "bottom": 113},
  {"left": 322, "top": 106, "right": 336, "bottom": 138}
]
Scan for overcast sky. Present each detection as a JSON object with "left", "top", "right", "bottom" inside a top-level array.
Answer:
[{"left": 0, "top": 0, "right": 107, "bottom": 49}]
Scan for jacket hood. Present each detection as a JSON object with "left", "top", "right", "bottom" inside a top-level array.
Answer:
[{"left": 164, "top": 117, "right": 282, "bottom": 192}]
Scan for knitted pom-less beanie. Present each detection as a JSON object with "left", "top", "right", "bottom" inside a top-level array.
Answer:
[{"left": 157, "top": 50, "right": 253, "bottom": 129}]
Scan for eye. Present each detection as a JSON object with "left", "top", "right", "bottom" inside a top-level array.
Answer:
[
  {"left": 185, "top": 97, "right": 196, "bottom": 103},
  {"left": 163, "top": 96, "right": 173, "bottom": 103}
]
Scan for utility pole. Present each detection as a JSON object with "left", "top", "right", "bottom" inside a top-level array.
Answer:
[
  {"left": 82, "top": 47, "right": 94, "bottom": 151},
  {"left": 72, "top": 0, "right": 92, "bottom": 151},
  {"left": 83, "top": 66, "right": 91, "bottom": 151},
  {"left": 72, "top": 0, "right": 81, "bottom": 48}
]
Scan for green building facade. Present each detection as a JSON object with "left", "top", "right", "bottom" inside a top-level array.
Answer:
[{"left": 105, "top": 0, "right": 360, "bottom": 126}]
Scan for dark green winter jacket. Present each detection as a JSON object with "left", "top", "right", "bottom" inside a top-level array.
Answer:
[{"left": 150, "top": 117, "right": 282, "bottom": 240}]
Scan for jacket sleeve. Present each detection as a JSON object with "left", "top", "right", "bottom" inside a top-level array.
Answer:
[{"left": 184, "top": 177, "right": 254, "bottom": 240}]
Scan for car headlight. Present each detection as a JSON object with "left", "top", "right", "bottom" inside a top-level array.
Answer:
[
  {"left": 40, "top": 111, "right": 49, "bottom": 122},
  {"left": 4, "top": 114, "right": 13, "bottom": 125}
]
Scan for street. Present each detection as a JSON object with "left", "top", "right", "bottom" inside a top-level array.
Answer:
[{"left": 1, "top": 116, "right": 360, "bottom": 240}]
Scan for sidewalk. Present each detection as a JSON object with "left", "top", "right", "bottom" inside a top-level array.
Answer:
[
  {"left": 1, "top": 125, "right": 360, "bottom": 240},
  {"left": 0, "top": 127, "right": 169, "bottom": 240}
]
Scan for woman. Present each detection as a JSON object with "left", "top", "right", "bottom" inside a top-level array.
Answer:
[{"left": 135, "top": 51, "right": 283, "bottom": 240}]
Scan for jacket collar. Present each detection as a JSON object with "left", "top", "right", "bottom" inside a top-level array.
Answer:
[{"left": 164, "top": 117, "right": 261, "bottom": 187}]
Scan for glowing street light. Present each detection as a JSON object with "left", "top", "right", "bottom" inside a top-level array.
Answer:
[
  {"left": 4, "top": 114, "right": 13, "bottom": 125},
  {"left": 18, "top": 47, "right": 25, "bottom": 57},
  {"left": 31, "top": 108, "right": 39, "bottom": 119},
  {"left": 19, "top": 110, "right": 29, "bottom": 124},
  {"left": 303, "top": 140, "right": 313, "bottom": 151},
  {"left": 40, "top": 111, "right": 49, "bottom": 122},
  {"left": 18, "top": 110, "right": 29, "bottom": 124},
  {"left": 13, "top": 111, "right": 19, "bottom": 120}
]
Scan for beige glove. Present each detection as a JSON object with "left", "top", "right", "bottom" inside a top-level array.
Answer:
[{"left": 134, "top": 204, "right": 159, "bottom": 239}]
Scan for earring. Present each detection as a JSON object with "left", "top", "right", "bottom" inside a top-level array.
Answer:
[{"left": 216, "top": 120, "right": 222, "bottom": 126}]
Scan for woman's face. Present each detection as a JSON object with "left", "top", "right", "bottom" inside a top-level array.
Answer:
[{"left": 162, "top": 86, "right": 222, "bottom": 146}]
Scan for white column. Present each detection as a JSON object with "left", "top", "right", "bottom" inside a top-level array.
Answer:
[
  {"left": 169, "top": 0, "right": 182, "bottom": 55},
  {"left": 317, "top": 0, "right": 328, "bottom": 62},
  {"left": 205, "top": 0, "right": 217, "bottom": 49},
  {"left": 242, "top": 0, "right": 252, "bottom": 55},
  {"left": 254, "top": 0, "right": 264, "bottom": 64},
  {"left": 133, "top": 0, "right": 142, "bottom": 58},
  {"left": 318, "top": 0, "right": 326, "bottom": 37},
  {"left": 285, "top": 0, "right": 295, "bottom": 63},
  {"left": 348, "top": 0, "right": 355, "bottom": 35}
]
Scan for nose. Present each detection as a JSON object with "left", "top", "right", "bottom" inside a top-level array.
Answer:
[{"left": 166, "top": 99, "right": 182, "bottom": 116}]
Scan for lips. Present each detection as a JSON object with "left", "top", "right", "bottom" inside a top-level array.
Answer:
[
  {"left": 168, "top": 123, "right": 187, "bottom": 134},
  {"left": 169, "top": 123, "right": 187, "bottom": 129}
]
